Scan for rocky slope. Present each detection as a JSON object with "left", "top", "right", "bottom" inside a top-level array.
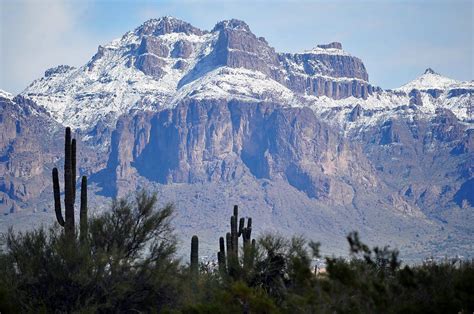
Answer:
[
  {"left": 0, "top": 93, "right": 60, "bottom": 214},
  {"left": 1, "top": 17, "right": 473, "bottom": 260}
]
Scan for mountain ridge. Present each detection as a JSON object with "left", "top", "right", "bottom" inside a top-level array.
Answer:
[{"left": 21, "top": 17, "right": 376, "bottom": 132}]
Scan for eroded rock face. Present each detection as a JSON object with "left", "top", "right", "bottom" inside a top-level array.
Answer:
[
  {"left": 0, "top": 96, "right": 103, "bottom": 213},
  {"left": 0, "top": 97, "right": 60, "bottom": 210},
  {"left": 279, "top": 44, "right": 371, "bottom": 99},
  {"left": 105, "top": 99, "right": 379, "bottom": 206},
  {"left": 171, "top": 40, "right": 194, "bottom": 58},
  {"left": 133, "top": 37, "right": 169, "bottom": 78},
  {"left": 212, "top": 20, "right": 280, "bottom": 78},
  {"left": 179, "top": 20, "right": 372, "bottom": 99},
  {"left": 134, "top": 54, "right": 167, "bottom": 78},
  {"left": 284, "top": 52, "right": 368, "bottom": 81},
  {"left": 351, "top": 109, "right": 473, "bottom": 219},
  {"left": 137, "top": 36, "right": 170, "bottom": 57}
]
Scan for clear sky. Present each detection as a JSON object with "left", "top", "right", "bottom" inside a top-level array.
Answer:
[{"left": 1, "top": 0, "right": 472, "bottom": 94}]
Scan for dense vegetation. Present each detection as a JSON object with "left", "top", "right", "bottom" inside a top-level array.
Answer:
[
  {"left": 0, "top": 191, "right": 472, "bottom": 313},
  {"left": 0, "top": 128, "right": 472, "bottom": 313}
]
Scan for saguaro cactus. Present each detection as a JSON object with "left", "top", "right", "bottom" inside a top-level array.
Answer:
[
  {"left": 52, "top": 127, "right": 88, "bottom": 240},
  {"left": 190, "top": 235, "right": 199, "bottom": 275},
  {"left": 217, "top": 205, "right": 255, "bottom": 278}
]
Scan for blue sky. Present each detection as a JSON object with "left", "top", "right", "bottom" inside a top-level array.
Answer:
[{"left": 1, "top": 0, "right": 472, "bottom": 94}]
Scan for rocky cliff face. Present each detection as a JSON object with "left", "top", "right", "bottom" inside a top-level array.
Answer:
[
  {"left": 0, "top": 95, "right": 60, "bottom": 213},
  {"left": 104, "top": 100, "right": 379, "bottom": 204},
  {"left": 349, "top": 108, "right": 473, "bottom": 218},
  {"left": 279, "top": 42, "right": 371, "bottom": 99},
  {"left": 0, "top": 94, "right": 107, "bottom": 215}
]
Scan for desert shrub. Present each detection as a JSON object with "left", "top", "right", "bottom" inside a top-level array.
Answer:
[
  {"left": 0, "top": 200, "right": 472, "bottom": 313},
  {"left": 0, "top": 191, "right": 179, "bottom": 313}
]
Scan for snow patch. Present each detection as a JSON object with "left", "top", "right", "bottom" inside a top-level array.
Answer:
[
  {"left": 0, "top": 89, "right": 13, "bottom": 100},
  {"left": 303, "top": 47, "right": 351, "bottom": 57},
  {"left": 171, "top": 67, "right": 302, "bottom": 106}
]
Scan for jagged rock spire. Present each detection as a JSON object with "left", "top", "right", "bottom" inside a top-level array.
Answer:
[{"left": 424, "top": 68, "right": 438, "bottom": 75}]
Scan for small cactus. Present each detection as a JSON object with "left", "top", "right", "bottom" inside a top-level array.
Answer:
[{"left": 190, "top": 235, "right": 199, "bottom": 275}]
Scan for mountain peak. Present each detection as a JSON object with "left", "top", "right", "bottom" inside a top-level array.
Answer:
[
  {"left": 397, "top": 69, "right": 458, "bottom": 92},
  {"left": 317, "top": 42, "right": 343, "bottom": 50},
  {"left": 212, "top": 19, "right": 251, "bottom": 32},
  {"left": 424, "top": 68, "right": 438, "bottom": 75},
  {"left": 135, "top": 17, "right": 204, "bottom": 36}
]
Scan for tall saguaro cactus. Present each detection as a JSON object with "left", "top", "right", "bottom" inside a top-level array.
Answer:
[{"left": 52, "top": 127, "right": 88, "bottom": 240}]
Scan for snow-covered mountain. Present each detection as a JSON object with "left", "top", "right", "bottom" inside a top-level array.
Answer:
[
  {"left": 20, "top": 17, "right": 370, "bottom": 133},
  {"left": 22, "top": 18, "right": 472, "bottom": 141},
  {"left": 2, "top": 17, "right": 473, "bottom": 260}
]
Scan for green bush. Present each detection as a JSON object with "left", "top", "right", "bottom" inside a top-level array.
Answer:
[{"left": 0, "top": 191, "right": 179, "bottom": 313}]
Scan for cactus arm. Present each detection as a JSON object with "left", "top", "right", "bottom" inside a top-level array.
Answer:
[
  {"left": 52, "top": 168, "right": 65, "bottom": 226},
  {"left": 79, "top": 176, "right": 88, "bottom": 243},
  {"left": 218, "top": 251, "right": 223, "bottom": 270},
  {"left": 219, "top": 236, "right": 226, "bottom": 269},
  {"left": 71, "top": 138, "right": 76, "bottom": 204},
  {"left": 225, "top": 232, "right": 231, "bottom": 254},
  {"left": 238, "top": 217, "right": 244, "bottom": 236},
  {"left": 219, "top": 236, "right": 225, "bottom": 254},
  {"left": 250, "top": 239, "right": 256, "bottom": 268},
  {"left": 233, "top": 205, "right": 238, "bottom": 217},
  {"left": 191, "top": 235, "right": 199, "bottom": 275},
  {"left": 243, "top": 218, "right": 252, "bottom": 244},
  {"left": 231, "top": 215, "right": 238, "bottom": 258},
  {"left": 226, "top": 232, "right": 231, "bottom": 267}
]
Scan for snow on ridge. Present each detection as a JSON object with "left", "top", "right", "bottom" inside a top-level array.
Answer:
[
  {"left": 21, "top": 28, "right": 219, "bottom": 130},
  {"left": 0, "top": 89, "right": 13, "bottom": 100},
  {"left": 19, "top": 18, "right": 472, "bottom": 133},
  {"left": 308, "top": 86, "right": 473, "bottom": 127},
  {"left": 170, "top": 67, "right": 302, "bottom": 107},
  {"left": 303, "top": 47, "right": 351, "bottom": 57},
  {"left": 396, "top": 70, "right": 471, "bottom": 92}
]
